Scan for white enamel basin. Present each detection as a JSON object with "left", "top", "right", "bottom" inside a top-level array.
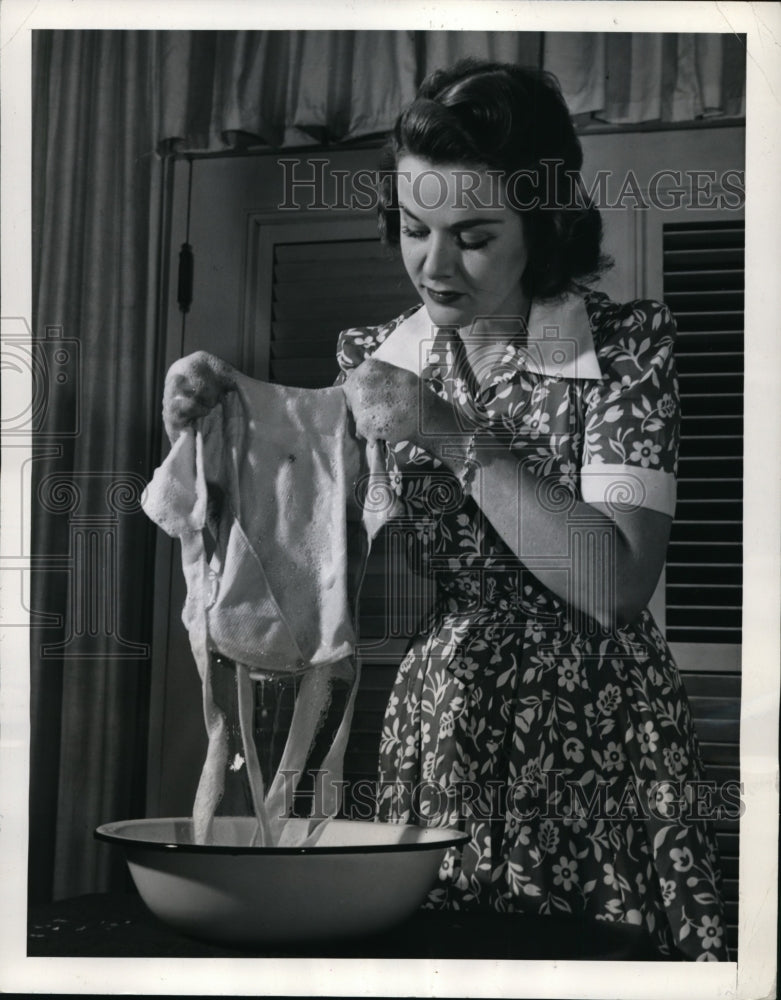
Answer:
[{"left": 95, "top": 817, "right": 468, "bottom": 946}]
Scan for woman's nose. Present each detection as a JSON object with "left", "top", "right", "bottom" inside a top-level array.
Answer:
[{"left": 421, "top": 234, "right": 454, "bottom": 280}]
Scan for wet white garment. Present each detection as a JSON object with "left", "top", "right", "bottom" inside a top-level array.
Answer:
[{"left": 142, "top": 373, "right": 395, "bottom": 845}]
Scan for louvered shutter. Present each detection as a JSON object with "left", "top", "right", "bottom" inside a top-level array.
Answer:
[
  {"left": 269, "top": 239, "right": 417, "bottom": 387},
  {"left": 663, "top": 220, "right": 744, "bottom": 645},
  {"left": 661, "top": 218, "right": 744, "bottom": 958}
]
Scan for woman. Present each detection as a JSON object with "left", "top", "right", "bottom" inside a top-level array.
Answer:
[{"left": 164, "top": 60, "right": 727, "bottom": 961}]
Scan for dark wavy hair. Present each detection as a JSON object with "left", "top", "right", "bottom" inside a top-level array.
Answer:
[{"left": 377, "top": 59, "right": 611, "bottom": 301}]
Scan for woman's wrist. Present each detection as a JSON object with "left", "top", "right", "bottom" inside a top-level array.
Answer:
[
  {"left": 412, "top": 387, "right": 486, "bottom": 490},
  {"left": 454, "top": 430, "right": 480, "bottom": 495}
]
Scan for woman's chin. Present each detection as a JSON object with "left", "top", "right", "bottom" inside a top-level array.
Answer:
[{"left": 422, "top": 298, "right": 475, "bottom": 330}]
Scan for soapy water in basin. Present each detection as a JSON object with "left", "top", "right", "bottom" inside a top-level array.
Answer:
[{"left": 98, "top": 816, "right": 463, "bottom": 851}]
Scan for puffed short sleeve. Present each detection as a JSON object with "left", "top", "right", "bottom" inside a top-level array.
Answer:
[
  {"left": 581, "top": 300, "right": 679, "bottom": 517},
  {"left": 334, "top": 308, "right": 421, "bottom": 386},
  {"left": 334, "top": 326, "right": 370, "bottom": 386}
]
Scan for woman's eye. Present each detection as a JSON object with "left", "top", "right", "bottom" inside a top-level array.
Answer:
[
  {"left": 457, "top": 236, "right": 490, "bottom": 251},
  {"left": 400, "top": 226, "right": 490, "bottom": 251}
]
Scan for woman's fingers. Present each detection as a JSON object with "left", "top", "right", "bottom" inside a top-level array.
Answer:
[
  {"left": 163, "top": 351, "right": 237, "bottom": 441},
  {"left": 342, "top": 358, "right": 421, "bottom": 444},
  {"left": 167, "top": 351, "right": 236, "bottom": 400}
]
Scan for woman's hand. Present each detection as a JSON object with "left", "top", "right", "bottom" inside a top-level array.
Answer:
[
  {"left": 342, "top": 357, "right": 426, "bottom": 445},
  {"left": 163, "top": 351, "right": 237, "bottom": 442}
]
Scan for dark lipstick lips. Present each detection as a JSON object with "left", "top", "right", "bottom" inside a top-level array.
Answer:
[{"left": 425, "top": 288, "right": 463, "bottom": 304}]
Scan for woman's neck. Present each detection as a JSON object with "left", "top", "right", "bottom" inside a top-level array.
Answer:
[{"left": 456, "top": 302, "right": 530, "bottom": 385}]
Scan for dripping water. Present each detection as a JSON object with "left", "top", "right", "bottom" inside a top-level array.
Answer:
[{"left": 251, "top": 667, "right": 348, "bottom": 816}]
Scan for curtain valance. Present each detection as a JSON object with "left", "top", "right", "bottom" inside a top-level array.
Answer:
[
  {"left": 156, "top": 30, "right": 543, "bottom": 151},
  {"left": 155, "top": 30, "right": 744, "bottom": 155},
  {"left": 543, "top": 32, "right": 746, "bottom": 125}
]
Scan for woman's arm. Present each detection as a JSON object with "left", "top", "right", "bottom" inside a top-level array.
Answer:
[
  {"left": 342, "top": 356, "right": 670, "bottom": 632},
  {"left": 417, "top": 385, "right": 671, "bottom": 630}
]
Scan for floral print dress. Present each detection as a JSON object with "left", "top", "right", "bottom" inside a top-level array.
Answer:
[{"left": 335, "top": 288, "right": 728, "bottom": 961}]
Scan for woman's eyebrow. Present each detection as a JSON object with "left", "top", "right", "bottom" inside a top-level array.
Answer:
[{"left": 398, "top": 201, "right": 505, "bottom": 229}]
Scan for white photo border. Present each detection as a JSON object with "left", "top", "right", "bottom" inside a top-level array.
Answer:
[{"left": 1, "top": 2, "right": 778, "bottom": 997}]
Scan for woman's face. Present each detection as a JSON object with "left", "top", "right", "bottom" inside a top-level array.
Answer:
[{"left": 396, "top": 154, "right": 529, "bottom": 330}]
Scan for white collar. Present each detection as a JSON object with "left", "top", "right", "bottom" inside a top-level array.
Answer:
[
  {"left": 387, "top": 293, "right": 603, "bottom": 382},
  {"left": 458, "top": 293, "right": 603, "bottom": 382},
  {"left": 520, "top": 293, "right": 603, "bottom": 381}
]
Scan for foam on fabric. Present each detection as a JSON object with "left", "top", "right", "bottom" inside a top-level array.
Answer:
[{"left": 142, "top": 373, "right": 396, "bottom": 846}]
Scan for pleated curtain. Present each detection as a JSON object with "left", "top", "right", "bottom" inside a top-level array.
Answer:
[
  {"left": 30, "top": 30, "right": 164, "bottom": 904},
  {"left": 543, "top": 32, "right": 746, "bottom": 124},
  {"left": 154, "top": 31, "right": 744, "bottom": 155},
  {"left": 155, "top": 30, "right": 545, "bottom": 152}
]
